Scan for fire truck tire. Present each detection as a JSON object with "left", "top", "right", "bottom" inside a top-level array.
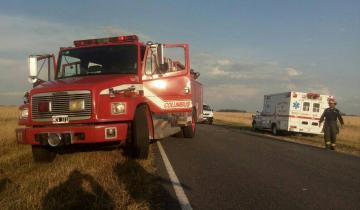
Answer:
[
  {"left": 182, "top": 109, "right": 196, "bottom": 138},
  {"left": 271, "top": 124, "right": 278, "bottom": 136},
  {"left": 32, "top": 145, "right": 56, "bottom": 163},
  {"left": 131, "top": 105, "right": 150, "bottom": 159}
]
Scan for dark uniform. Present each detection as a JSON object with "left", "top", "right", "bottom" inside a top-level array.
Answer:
[{"left": 319, "top": 108, "right": 344, "bottom": 149}]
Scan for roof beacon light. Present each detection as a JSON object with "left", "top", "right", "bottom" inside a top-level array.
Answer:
[{"left": 74, "top": 35, "right": 139, "bottom": 47}]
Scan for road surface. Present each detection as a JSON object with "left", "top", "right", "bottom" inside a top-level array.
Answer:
[{"left": 154, "top": 124, "right": 360, "bottom": 210}]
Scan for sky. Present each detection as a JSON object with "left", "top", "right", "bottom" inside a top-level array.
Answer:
[{"left": 0, "top": 0, "right": 359, "bottom": 114}]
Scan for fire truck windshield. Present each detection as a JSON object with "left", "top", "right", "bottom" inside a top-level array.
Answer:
[{"left": 57, "top": 45, "right": 138, "bottom": 79}]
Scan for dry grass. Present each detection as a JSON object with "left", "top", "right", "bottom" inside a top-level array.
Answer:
[
  {"left": 0, "top": 106, "right": 165, "bottom": 210},
  {"left": 214, "top": 112, "right": 253, "bottom": 128},
  {"left": 337, "top": 116, "right": 360, "bottom": 147},
  {"left": 214, "top": 112, "right": 360, "bottom": 156}
]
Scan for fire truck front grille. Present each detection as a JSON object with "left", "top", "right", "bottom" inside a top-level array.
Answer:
[{"left": 31, "top": 90, "right": 92, "bottom": 122}]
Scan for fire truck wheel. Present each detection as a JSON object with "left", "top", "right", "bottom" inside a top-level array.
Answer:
[
  {"left": 182, "top": 109, "right": 196, "bottom": 138},
  {"left": 271, "top": 124, "right": 278, "bottom": 136},
  {"left": 131, "top": 105, "right": 150, "bottom": 159},
  {"left": 32, "top": 145, "right": 56, "bottom": 163}
]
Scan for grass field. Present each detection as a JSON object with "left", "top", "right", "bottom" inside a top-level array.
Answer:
[
  {"left": 214, "top": 112, "right": 360, "bottom": 156},
  {"left": 0, "top": 106, "right": 165, "bottom": 210}
]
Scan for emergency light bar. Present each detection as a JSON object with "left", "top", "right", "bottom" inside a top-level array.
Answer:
[
  {"left": 74, "top": 35, "right": 139, "bottom": 47},
  {"left": 307, "top": 93, "right": 320, "bottom": 99}
]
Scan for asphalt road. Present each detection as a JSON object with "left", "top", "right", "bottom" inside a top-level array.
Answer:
[{"left": 154, "top": 124, "right": 360, "bottom": 210}]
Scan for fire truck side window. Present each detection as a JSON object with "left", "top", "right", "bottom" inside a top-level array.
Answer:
[
  {"left": 303, "top": 102, "right": 310, "bottom": 111},
  {"left": 163, "top": 47, "right": 186, "bottom": 72},
  {"left": 145, "top": 50, "right": 157, "bottom": 75},
  {"left": 313, "top": 103, "right": 320, "bottom": 112}
]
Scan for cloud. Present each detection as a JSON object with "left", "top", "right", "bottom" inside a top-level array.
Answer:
[
  {"left": 209, "top": 66, "right": 229, "bottom": 76},
  {"left": 0, "top": 14, "right": 151, "bottom": 105},
  {"left": 191, "top": 53, "right": 335, "bottom": 111},
  {"left": 205, "top": 84, "right": 259, "bottom": 100},
  {"left": 0, "top": 14, "right": 152, "bottom": 55},
  {"left": 203, "top": 84, "right": 262, "bottom": 111},
  {"left": 286, "top": 67, "right": 302, "bottom": 77},
  {"left": 216, "top": 59, "right": 231, "bottom": 65},
  {"left": 193, "top": 54, "right": 306, "bottom": 83}
]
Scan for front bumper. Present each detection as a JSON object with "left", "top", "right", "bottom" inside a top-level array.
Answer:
[
  {"left": 202, "top": 116, "right": 213, "bottom": 120},
  {"left": 16, "top": 123, "right": 128, "bottom": 145}
]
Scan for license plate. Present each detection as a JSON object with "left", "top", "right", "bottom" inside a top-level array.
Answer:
[{"left": 52, "top": 115, "right": 69, "bottom": 124}]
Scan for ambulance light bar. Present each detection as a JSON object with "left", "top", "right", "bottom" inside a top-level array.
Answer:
[
  {"left": 74, "top": 35, "right": 139, "bottom": 47},
  {"left": 307, "top": 93, "right": 320, "bottom": 99}
]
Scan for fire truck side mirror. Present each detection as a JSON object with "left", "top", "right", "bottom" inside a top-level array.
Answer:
[{"left": 28, "top": 56, "right": 38, "bottom": 83}]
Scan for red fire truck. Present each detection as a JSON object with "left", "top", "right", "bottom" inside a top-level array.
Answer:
[{"left": 16, "top": 35, "right": 203, "bottom": 162}]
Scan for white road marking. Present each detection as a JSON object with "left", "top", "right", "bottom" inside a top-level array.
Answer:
[{"left": 157, "top": 141, "right": 193, "bottom": 210}]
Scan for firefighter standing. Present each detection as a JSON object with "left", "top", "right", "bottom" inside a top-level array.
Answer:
[{"left": 319, "top": 99, "right": 344, "bottom": 150}]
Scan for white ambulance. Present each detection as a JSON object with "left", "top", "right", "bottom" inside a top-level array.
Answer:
[{"left": 252, "top": 91, "right": 331, "bottom": 135}]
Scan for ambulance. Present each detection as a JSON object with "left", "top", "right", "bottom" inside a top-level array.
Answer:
[{"left": 252, "top": 91, "right": 331, "bottom": 135}]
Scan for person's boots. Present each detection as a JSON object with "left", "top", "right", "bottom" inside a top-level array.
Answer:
[
  {"left": 325, "top": 142, "right": 331, "bottom": 149},
  {"left": 330, "top": 143, "right": 336, "bottom": 150}
]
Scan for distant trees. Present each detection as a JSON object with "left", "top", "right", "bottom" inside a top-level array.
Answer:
[{"left": 217, "top": 109, "right": 247, "bottom": 113}]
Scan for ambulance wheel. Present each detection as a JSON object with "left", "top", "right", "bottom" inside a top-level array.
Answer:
[
  {"left": 32, "top": 145, "right": 56, "bottom": 163},
  {"left": 208, "top": 118, "right": 213, "bottom": 125},
  {"left": 271, "top": 124, "right": 278, "bottom": 136},
  {"left": 183, "top": 109, "right": 196, "bottom": 138},
  {"left": 130, "top": 105, "right": 150, "bottom": 159}
]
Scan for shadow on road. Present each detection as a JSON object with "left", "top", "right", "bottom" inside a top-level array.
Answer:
[
  {"left": 42, "top": 170, "right": 114, "bottom": 210},
  {"left": 114, "top": 158, "right": 186, "bottom": 210}
]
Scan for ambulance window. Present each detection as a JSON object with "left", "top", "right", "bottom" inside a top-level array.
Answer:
[
  {"left": 313, "top": 103, "right": 320, "bottom": 112},
  {"left": 303, "top": 102, "right": 310, "bottom": 111}
]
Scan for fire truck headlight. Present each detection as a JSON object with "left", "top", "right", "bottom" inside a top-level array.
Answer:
[
  {"left": 111, "top": 102, "right": 126, "bottom": 114},
  {"left": 20, "top": 108, "right": 29, "bottom": 119},
  {"left": 69, "top": 99, "right": 85, "bottom": 112}
]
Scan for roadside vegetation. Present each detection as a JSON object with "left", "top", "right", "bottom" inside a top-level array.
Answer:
[
  {"left": 214, "top": 112, "right": 360, "bottom": 156},
  {"left": 0, "top": 106, "right": 165, "bottom": 210}
]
